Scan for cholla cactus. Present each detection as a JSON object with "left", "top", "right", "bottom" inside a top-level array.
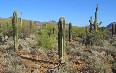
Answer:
[
  {"left": 58, "top": 17, "right": 66, "bottom": 63},
  {"left": 12, "top": 10, "right": 18, "bottom": 52},
  {"left": 69, "top": 22, "right": 72, "bottom": 42}
]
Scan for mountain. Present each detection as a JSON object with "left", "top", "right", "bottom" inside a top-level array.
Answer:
[{"left": 106, "top": 22, "right": 116, "bottom": 29}]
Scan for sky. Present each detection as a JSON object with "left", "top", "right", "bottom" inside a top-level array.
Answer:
[{"left": 0, "top": 0, "right": 116, "bottom": 27}]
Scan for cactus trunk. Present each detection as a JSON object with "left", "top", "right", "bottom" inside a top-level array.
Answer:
[
  {"left": 58, "top": 17, "right": 66, "bottom": 63},
  {"left": 112, "top": 23, "right": 115, "bottom": 36},
  {"left": 20, "top": 12, "right": 22, "bottom": 27},
  {"left": 69, "top": 22, "right": 72, "bottom": 42},
  {"left": 30, "top": 21, "right": 32, "bottom": 34},
  {"left": 53, "top": 27, "right": 55, "bottom": 34},
  {"left": 94, "top": 4, "right": 98, "bottom": 32},
  {"left": 12, "top": 10, "right": 18, "bottom": 52}
]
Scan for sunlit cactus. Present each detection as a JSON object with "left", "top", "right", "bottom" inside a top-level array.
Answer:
[
  {"left": 12, "top": 10, "right": 18, "bottom": 52},
  {"left": 69, "top": 22, "right": 72, "bottom": 42},
  {"left": 58, "top": 17, "right": 66, "bottom": 63}
]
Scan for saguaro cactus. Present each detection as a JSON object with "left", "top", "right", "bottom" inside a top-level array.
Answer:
[
  {"left": 94, "top": 4, "right": 98, "bottom": 32},
  {"left": 69, "top": 22, "right": 72, "bottom": 42},
  {"left": 12, "top": 10, "right": 18, "bottom": 52},
  {"left": 115, "top": 24, "right": 116, "bottom": 35},
  {"left": 58, "top": 17, "right": 66, "bottom": 63},
  {"left": 30, "top": 21, "right": 32, "bottom": 33},
  {"left": 89, "top": 16, "right": 93, "bottom": 32},
  {"left": 112, "top": 23, "right": 115, "bottom": 36},
  {"left": 20, "top": 12, "right": 22, "bottom": 27}
]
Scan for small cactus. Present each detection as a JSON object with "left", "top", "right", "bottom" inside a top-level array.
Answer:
[
  {"left": 12, "top": 10, "right": 18, "bottom": 52},
  {"left": 30, "top": 21, "right": 32, "bottom": 33},
  {"left": 20, "top": 12, "right": 22, "bottom": 27},
  {"left": 58, "top": 17, "right": 66, "bottom": 63},
  {"left": 69, "top": 22, "right": 72, "bottom": 42}
]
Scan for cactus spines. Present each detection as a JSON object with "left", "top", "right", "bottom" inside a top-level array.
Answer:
[
  {"left": 89, "top": 16, "right": 93, "bottom": 32},
  {"left": 12, "top": 10, "right": 18, "bottom": 52},
  {"left": 20, "top": 12, "right": 22, "bottom": 27},
  {"left": 58, "top": 17, "right": 66, "bottom": 63},
  {"left": 69, "top": 22, "right": 72, "bottom": 42}
]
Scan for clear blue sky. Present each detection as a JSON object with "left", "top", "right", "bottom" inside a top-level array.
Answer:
[{"left": 0, "top": 0, "right": 116, "bottom": 27}]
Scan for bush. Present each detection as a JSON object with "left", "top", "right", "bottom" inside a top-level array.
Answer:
[{"left": 36, "top": 25, "right": 55, "bottom": 50}]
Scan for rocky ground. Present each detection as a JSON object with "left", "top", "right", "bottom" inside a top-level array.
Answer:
[{"left": 0, "top": 34, "right": 116, "bottom": 73}]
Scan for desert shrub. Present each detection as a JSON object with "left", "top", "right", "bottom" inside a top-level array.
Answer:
[
  {"left": 112, "top": 42, "right": 116, "bottom": 47},
  {"left": 112, "top": 62, "right": 116, "bottom": 73},
  {"left": 109, "top": 39, "right": 115, "bottom": 44},
  {"left": 35, "top": 24, "right": 55, "bottom": 50}
]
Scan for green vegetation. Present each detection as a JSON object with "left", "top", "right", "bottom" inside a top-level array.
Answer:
[{"left": 35, "top": 24, "right": 55, "bottom": 50}]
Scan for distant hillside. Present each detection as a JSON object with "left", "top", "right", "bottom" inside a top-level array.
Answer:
[{"left": 0, "top": 17, "right": 58, "bottom": 26}]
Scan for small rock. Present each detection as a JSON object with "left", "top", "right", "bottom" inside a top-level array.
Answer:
[{"left": 35, "top": 64, "right": 40, "bottom": 69}]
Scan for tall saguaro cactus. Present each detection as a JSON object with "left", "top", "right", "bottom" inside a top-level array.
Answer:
[
  {"left": 69, "top": 22, "right": 72, "bottom": 42},
  {"left": 94, "top": 4, "right": 98, "bottom": 32},
  {"left": 12, "top": 10, "right": 18, "bottom": 52},
  {"left": 58, "top": 17, "right": 66, "bottom": 63}
]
